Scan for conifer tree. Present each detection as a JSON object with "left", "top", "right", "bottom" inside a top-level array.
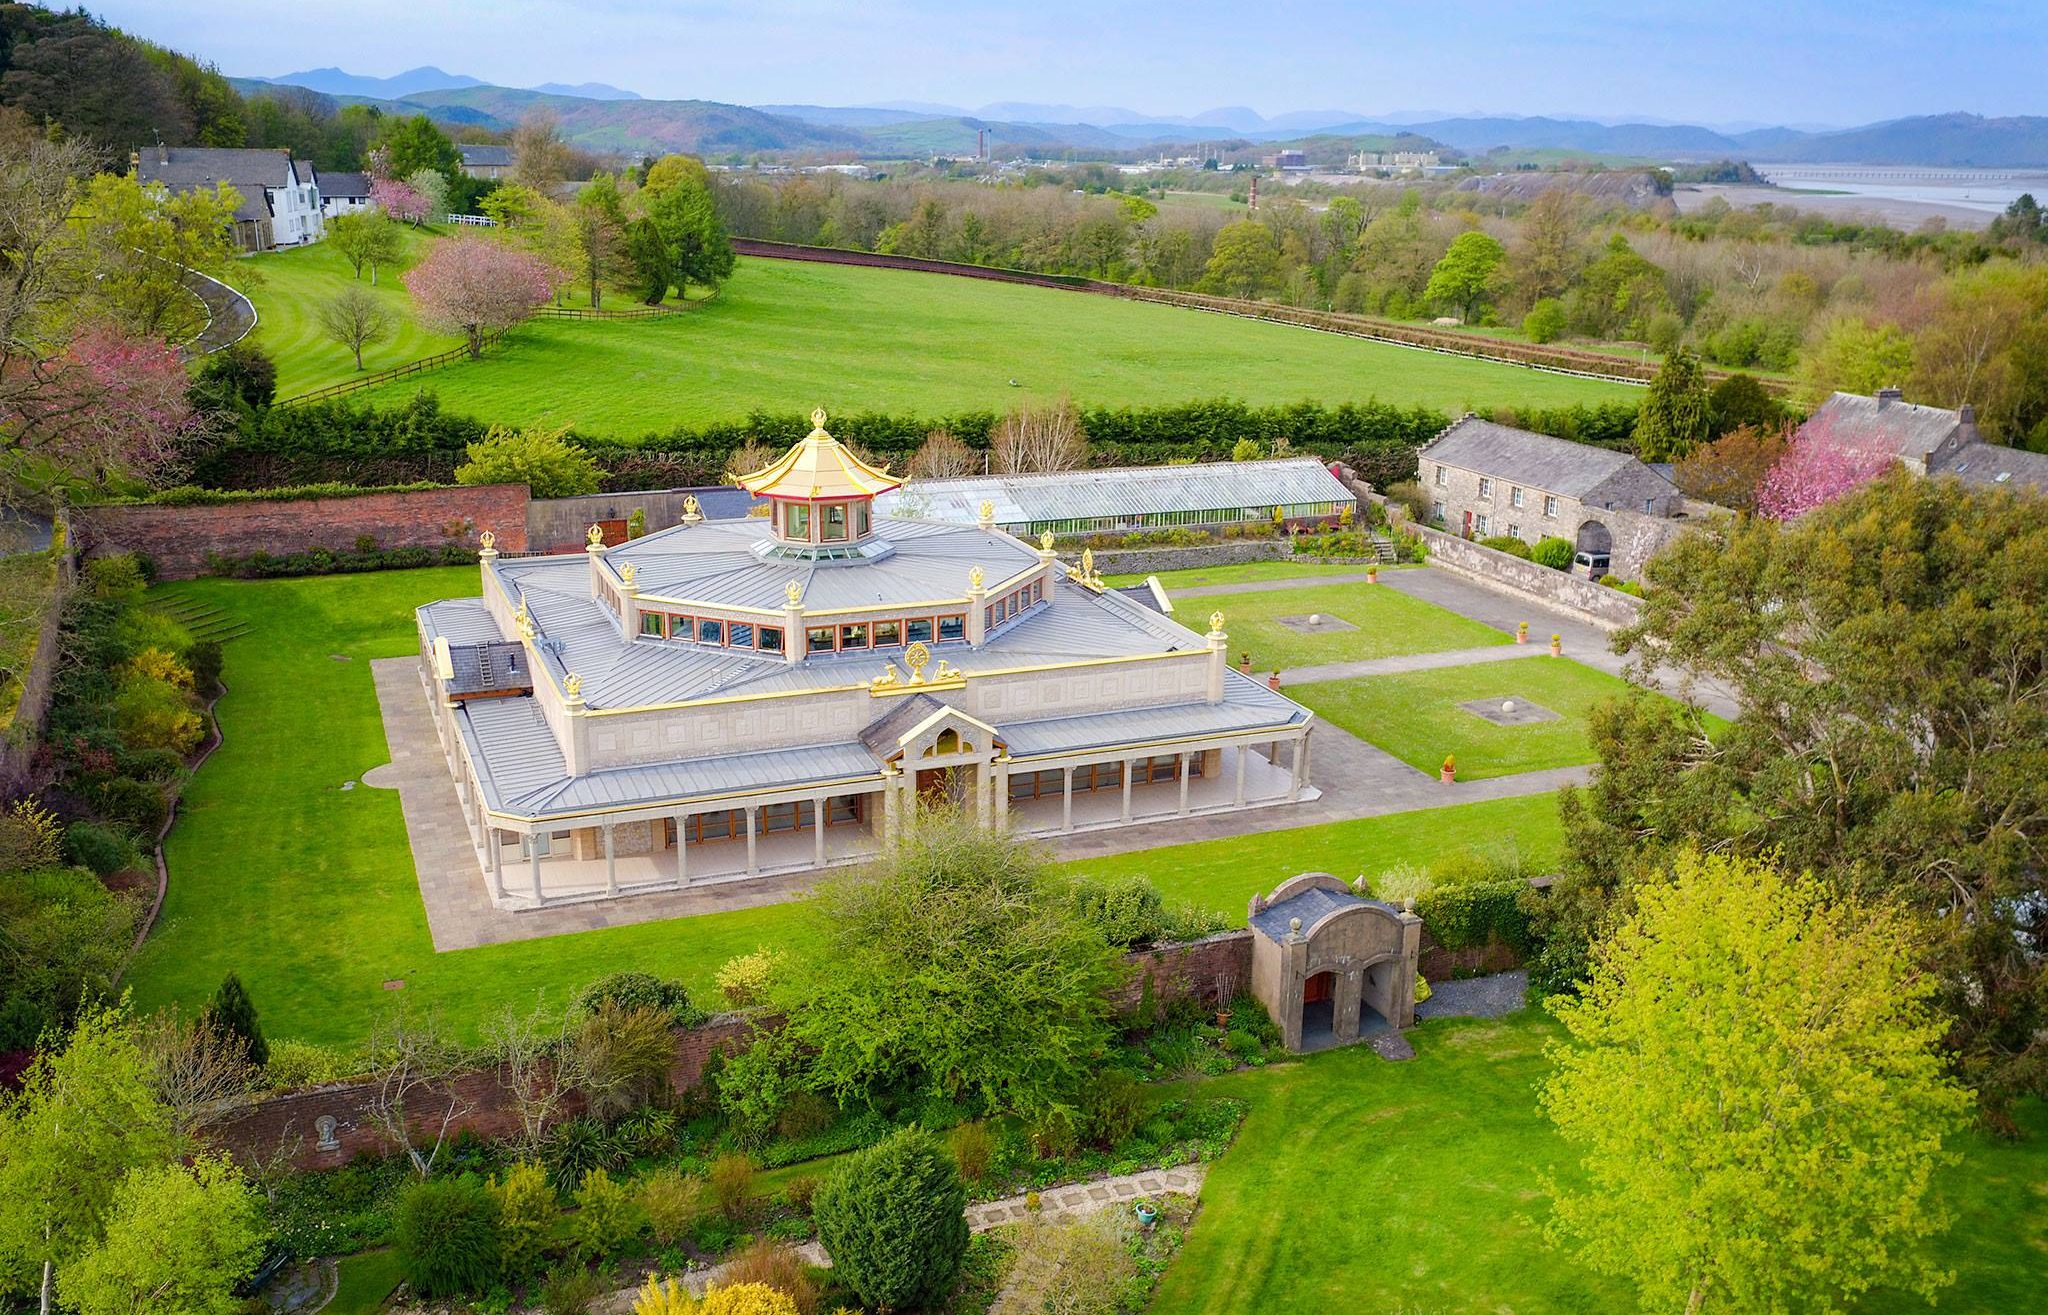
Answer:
[{"left": 204, "top": 973, "right": 266, "bottom": 1068}]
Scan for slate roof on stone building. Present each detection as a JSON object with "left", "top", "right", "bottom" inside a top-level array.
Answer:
[
  {"left": 1421, "top": 417, "right": 1679, "bottom": 507},
  {"left": 322, "top": 170, "right": 372, "bottom": 199},
  {"left": 1251, "top": 885, "right": 1372, "bottom": 940},
  {"left": 134, "top": 147, "right": 297, "bottom": 223},
  {"left": 459, "top": 144, "right": 513, "bottom": 167},
  {"left": 1939, "top": 442, "right": 2048, "bottom": 491},
  {"left": 1803, "top": 392, "right": 1966, "bottom": 460}
]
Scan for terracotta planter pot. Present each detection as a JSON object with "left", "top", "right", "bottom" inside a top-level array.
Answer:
[
  {"left": 1440, "top": 767, "right": 1456, "bottom": 784},
  {"left": 1549, "top": 637, "right": 1562, "bottom": 657},
  {"left": 1366, "top": 567, "right": 1379, "bottom": 584}
]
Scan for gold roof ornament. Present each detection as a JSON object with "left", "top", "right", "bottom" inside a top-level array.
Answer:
[
  {"left": 732, "top": 407, "right": 902, "bottom": 501},
  {"left": 1073, "top": 548, "right": 1106, "bottom": 593},
  {"left": 1039, "top": 530, "right": 1055, "bottom": 552},
  {"left": 514, "top": 597, "right": 535, "bottom": 640},
  {"left": 904, "top": 640, "right": 931, "bottom": 682},
  {"left": 870, "top": 660, "right": 901, "bottom": 689},
  {"left": 586, "top": 523, "right": 605, "bottom": 547},
  {"left": 977, "top": 499, "right": 995, "bottom": 526},
  {"left": 968, "top": 565, "right": 984, "bottom": 591},
  {"left": 620, "top": 563, "right": 638, "bottom": 587},
  {"left": 784, "top": 580, "right": 803, "bottom": 607},
  {"left": 933, "top": 658, "right": 961, "bottom": 682},
  {"left": 680, "top": 494, "right": 703, "bottom": 524},
  {"left": 564, "top": 672, "right": 583, "bottom": 699},
  {"left": 479, "top": 529, "right": 496, "bottom": 550},
  {"left": 1210, "top": 610, "right": 1226, "bottom": 634}
]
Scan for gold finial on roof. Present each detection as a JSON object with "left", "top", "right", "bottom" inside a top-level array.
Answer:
[
  {"left": 1081, "top": 548, "right": 1096, "bottom": 575},
  {"left": 978, "top": 499, "right": 995, "bottom": 526},
  {"left": 785, "top": 579, "right": 803, "bottom": 607},
  {"left": 479, "top": 530, "right": 496, "bottom": 550},
  {"left": 811, "top": 407, "right": 828, "bottom": 432},
  {"left": 620, "top": 563, "right": 638, "bottom": 587},
  {"left": 904, "top": 641, "right": 931, "bottom": 682},
  {"left": 586, "top": 523, "right": 604, "bottom": 547},
  {"left": 564, "top": 672, "right": 583, "bottom": 699},
  {"left": 1210, "top": 610, "right": 1226, "bottom": 634},
  {"left": 969, "top": 565, "right": 984, "bottom": 590},
  {"left": 681, "top": 494, "right": 702, "bottom": 525},
  {"left": 1039, "top": 531, "right": 1055, "bottom": 552}
]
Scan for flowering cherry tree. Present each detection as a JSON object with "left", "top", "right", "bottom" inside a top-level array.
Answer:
[
  {"left": 1756, "top": 419, "right": 1895, "bottom": 520},
  {"left": 403, "top": 238, "right": 557, "bottom": 358},
  {"left": 7, "top": 325, "right": 200, "bottom": 488},
  {"left": 370, "top": 176, "right": 429, "bottom": 227}
]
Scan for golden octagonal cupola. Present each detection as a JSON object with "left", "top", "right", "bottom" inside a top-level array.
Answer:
[{"left": 733, "top": 410, "right": 902, "bottom": 563}]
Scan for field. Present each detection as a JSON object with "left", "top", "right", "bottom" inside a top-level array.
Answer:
[
  {"left": 1209, "top": 580, "right": 1510, "bottom": 670},
  {"left": 1104, "top": 561, "right": 1381, "bottom": 590},
  {"left": 306, "top": 256, "right": 1638, "bottom": 434},
  {"left": 1150, "top": 1012, "right": 2048, "bottom": 1314},
  {"left": 1293, "top": 658, "right": 1694, "bottom": 780},
  {"left": 124, "top": 569, "right": 1567, "bottom": 1049}
]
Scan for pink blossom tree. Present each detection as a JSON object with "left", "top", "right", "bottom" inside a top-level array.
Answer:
[
  {"left": 6, "top": 325, "right": 201, "bottom": 488},
  {"left": 1756, "top": 419, "right": 1895, "bottom": 520},
  {"left": 403, "top": 237, "right": 557, "bottom": 358},
  {"left": 370, "top": 176, "right": 429, "bottom": 227}
]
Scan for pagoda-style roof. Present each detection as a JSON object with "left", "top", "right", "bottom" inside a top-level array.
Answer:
[{"left": 735, "top": 410, "right": 901, "bottom": 501}]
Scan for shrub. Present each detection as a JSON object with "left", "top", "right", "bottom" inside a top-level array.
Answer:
[
  {"left": 124, "top": 647, "right": 193, "bottom": 690},
  {"left": 489, "top": 1162, "right": 560, "bottom": 1280},
  {"left": 1067, "top": 873, "right": 1220, "bottom": 948},
  {"left": 574, "top": 971, "right": 696, "bottom": 1024},
  {"left": 1531, "top": 536, "right": 1574, "bottom": 570},
  {"left": 1478, "top": 534, "right": 1533, "bottom": 559},
  {"left": 708, "top": 1153, "right": 757, "bottom": 1221},
  {"left": 545, "top": 1118, "right": 627, "bottom": 1187},
  {"left": 455, "top": 424, "right": 602, "bottom": 498},
  {"left": 1522, "top": 298, "right": 1568, "bottom": 344},
  {"left": 716, "top": 1239, "right": 820, "bottom": 1315},
  {"left": 718, "top": 1028, "right": 813, "bottom": 1146},
  {"left": 813, "top": 1128, "right": 968, "bottom": 1311},
  {"left": 187, "top": 640, "right": 224, "bottom": 695},
  {"left": 1224, "top": 1029, "right": 1263, "bottom": 1059},
  {"left": 0, "top": 799, "right": 64, "bottom": 870},
  {"left": 205, "top": 971, "right": 268, "bottom": 1067},
  {"left": 617, "top": 1105, "right": 682, "bottom": 1158},
  {"left": 781, "top": 1173, "right": 821, "bottom": 1214},
  {"left": 1416, "top": 879, "right": 1534, "bottom": 954},
  {"left": 776, "top": 1092, "right": 834, "bottom": 1142},
  {"left": 393, "top": 1175, "right": 502, "bottom": 1298},
  {"left": 112, "top": 678, "right": 203, "bottom": 755},
  {"left": 569, "top": 1000, "right": 678, "bottom": 1121},
  {"left": 540, "top": 1264, "right": 607, "bottom": 1315},
  {"left": 636, "top": 1168, "right": 709, "bottom": 1246},
  {"left": 713, "top": 950, "right": 779, "bottom": 1010},
  {"left": 83, "top": 554, "right": 147, "bottom": 600},
  {"left": 1081, "top": 1069, "right": 1146, "bottom": 1148},
  {"left": 634, "top": 1278, "right": 798, "bottom": 1315},
  {"left": 264, "top": 1039, "right": 358, "bottom": 1088},
  {"left": 193, "top": 341, "right": 277, "bottom": 411},
  {"left": 945, "top": 1122, "right": 996, "bottom": 1185},
  {"left": 568, "top": 1169, "right": 640, "bottom": 1259},
  {"left": 1383, "top": 480, "right": 1432, "bottom": 522}
]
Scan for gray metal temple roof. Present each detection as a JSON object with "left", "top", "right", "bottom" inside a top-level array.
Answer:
[
  {"left": 875, "top": 458, "right": 1351, "bottom": 527},
  {"left": 1421, "top": 417, "right": 1676, "bottom": 504},
  {"left": 419, "top": 597, "right": 506, "bottom": 646},
  {"left": 999, "top": 671, "right": 1305, "bottom": 759}
]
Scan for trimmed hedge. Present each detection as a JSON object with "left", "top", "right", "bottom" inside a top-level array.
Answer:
[
  {"left": 1416, "top": 879, "right": 1533, "bottom": 954},
  {"left": 87, "top": 482, "right": 447, "bottom": 508},
  {"left": 204, "top": 543, "right": 480, "bottom": 579}
]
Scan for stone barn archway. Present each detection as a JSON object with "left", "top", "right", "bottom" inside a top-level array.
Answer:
[
  {"left": 1575, "top": 518, "right": 1613, "bottom": 555},
  {"left": 1247, "top": 873, "right": 1422, "bottom": 1053}
]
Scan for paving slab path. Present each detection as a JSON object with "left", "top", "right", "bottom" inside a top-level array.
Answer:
[{"left": 966, "top": 1164, "right": 1207, "bottom": 1232}]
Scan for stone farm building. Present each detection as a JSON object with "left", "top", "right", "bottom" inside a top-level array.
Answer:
[
  {"left": 132, "top": 145, "right": 326, "bottom": 251},
  {"left": 875, "top": 457, "right": 1354, "bottom": 538},
  {"left": 416, "top": 415, "right": 1321, "bottom": 908},
  {"left": 1417, "top": 416, "right": 1696, "bottom": 578},
  {"left": 459, "top": 144, "right": 514, "bottom": 180},
  {"left": 1800, "top": 389, "right": 2048, "bottom": 493}
]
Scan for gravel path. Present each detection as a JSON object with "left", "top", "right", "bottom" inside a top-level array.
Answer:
[{"left": 1417, "top": 970, "right": 1531, "bottom": 1021}]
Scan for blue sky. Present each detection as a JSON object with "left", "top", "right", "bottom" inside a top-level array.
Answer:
[{"left": 100, "top": 0, "right": 2045, "bottom": 126}]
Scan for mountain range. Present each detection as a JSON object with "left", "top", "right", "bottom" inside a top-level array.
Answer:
[{"left": 240, "top": 67, "right": 2048, "bottom": 167}]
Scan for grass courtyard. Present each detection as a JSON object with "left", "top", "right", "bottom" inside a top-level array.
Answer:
[
  {"left": 1210, "top": 579, "right": 1511, "bottom": 672},
  {"left": 1150, "top": 1011, "right": 2048, "bottom": 1315},
  {"left": 1105, "top": 560, "right": 1385, "bottom": 591},
  {"left": 235, "top": 226, "right": 462, "bottom": 395},
  {"left": 282, "top": 255, "right": 1638, "bottom": 434},
  {"left": 1293, "top": 657, "right": 1710, "bottom": 780},
  {"left": 126, "top": 568, "right": 1567, "bottom": 1049}
]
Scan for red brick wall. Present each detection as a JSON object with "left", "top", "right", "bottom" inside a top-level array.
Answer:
[
  {"left": 204, "top": 937, "right": 1251, "bottom": 1172},
  {"left": 73, "top": 485, "right": 530, "bottom": 581}
]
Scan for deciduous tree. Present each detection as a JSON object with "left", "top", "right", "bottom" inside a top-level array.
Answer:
[
  {"left": 1423, "top": 229, "right": 1506, "bottom": 324},
  {"left": 572, "top": 173, "right": 630, "bottom": 309},
  {"left": 325, "top": 211, "right": 404, "bottom": 284},
  {"left": 1754, "top": 415, "right": 1893, "bottom": 518},
  {"left": 454, "top": 423, "right": 601, "bottom": 498},
  {"left": 1543, "top": 851, "right": 1971, "bottom": 1315},
  {"left": 1200, "top": 220, "right": 1281, "bottom": 299},
  {"left": 989, "top": 398, "right": 1086, "bottom": 475},
  {"left": 72, "top": 173, "right": 240, "bottom": 342},
  {"left": 908, "top": 428, "right": 979, "bottom": 478},
  {"left": 371, "top": 175, "right": 429, "bottom": 227},
  {"left": 316, "top": 286, "right": 397, "bottom": 371},
  {"left": 60, "top": 1155, "right": 266, "bottom": 1315},
  {"left": 1670, "top": 423, "right": 1788, "bottom": 511},
  {"left": 404, "top": 237, "right": 556, "bottom": 358}
]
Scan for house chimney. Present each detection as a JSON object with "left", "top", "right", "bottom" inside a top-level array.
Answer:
[
  {"left": 1958, "top": 403, "right": 1978, "bottom": 442},
  {"left": 1876, "top": 386, "right": 1903, "bottom": 410}
]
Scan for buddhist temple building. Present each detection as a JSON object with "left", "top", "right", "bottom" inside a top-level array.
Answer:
[{"left": 416, "top": 412, "right": 1319, "bottom": 908}]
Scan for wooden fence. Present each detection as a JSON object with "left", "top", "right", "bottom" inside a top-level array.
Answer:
[{"left": 275, "top": 332, "right": 507, "bottom": 407}]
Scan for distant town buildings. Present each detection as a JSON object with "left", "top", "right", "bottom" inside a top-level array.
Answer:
[
  {"left": 1351, "top": 149, "right": 1441, "bottom": 173},
  {"left": 131, "top": 145, "right": 326, "bottom": 251},
  {"left": 320, "top": 171, "right": 374, "bottom": 219}
]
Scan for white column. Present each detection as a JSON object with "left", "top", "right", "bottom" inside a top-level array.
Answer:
[
  {"left": 1178, "top": 752, "right": 1192, "bottom": 815},
  {"left": 1121, "top": 758, "right": 1134, "bottom": 822},
  {"left": 1062, "top": 765, "right": 1074, "bottom": 832},
  {"left": 1235, "top": 744, "right": 1248, "bottom": 806},
  {"left": 814, "top": 794, "right": 828, "bottom": 867},
  {"left": 528, "top": 839, "right": 542, "bottom": 901},
  {"left": 1290, "top": 730, "right": 1308, "bottom": 801},
  {"left": 675, "top": 813, "right": 689, "bottom": 884},
  {"left": 1300, "top": 728, "right": 1314, "bottom": 789},
  {"left": 993, "top": 758, "right": 1010, "bottom": 825},
  {"left": 488, "top": 829, "right": 504, "bottom": 899},
  {"left": 603, "top": 822, "right": 617, "bottom": 896},
  {"left": 744, "top": 807, "right": 758, "bottom": 874}
]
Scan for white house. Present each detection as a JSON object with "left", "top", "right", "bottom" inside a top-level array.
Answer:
[
  {"left": 320, "top": 171, "right": 374, "bottom": 219},
  {"left": 131, "top": 146, "right": 326, "bottom": 251}
]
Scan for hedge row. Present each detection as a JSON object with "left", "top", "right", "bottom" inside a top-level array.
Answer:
[{"left": 1415, "top": 880, "right": 1534, "bottom": 955}]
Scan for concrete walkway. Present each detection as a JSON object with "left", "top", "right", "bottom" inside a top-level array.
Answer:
[{"left": 967, "top": 1164, "right": 1206, "bottom": 1231}]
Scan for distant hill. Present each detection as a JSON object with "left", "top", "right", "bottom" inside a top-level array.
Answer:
[
  {"left": 1745, "top": 113, "right": 2048, "bottom": 167},
  {"left": 258, "top": 65, "right": 484, "bottom": 98},
  {"left": 376, "top": 86, "right": 862, "bottom": 154},
  {"left": 532, "top": 82, "right": 640, "bottom": 101},
  {"left": 755, "top": 104, "right": 934, "bottom": 129},
  {"left": 1349, "top": 115, "right": 1745, "bottom": 157}
]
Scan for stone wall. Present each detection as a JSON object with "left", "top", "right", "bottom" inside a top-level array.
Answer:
[
  {"left": 1085, "top": 541, "right": 1293, "bottom": 576},
  {"left": 526, "top": 489, "right": 738, "bottom": 554},
  {"left": 1110, "top": 930, "right": 1255, "bottom": 1013},
  {"left": 0, "top": 523, "right": 72, "bottom": 793},
  {"left": 74, "top": 485, "right": 530, "bottom": 580}
]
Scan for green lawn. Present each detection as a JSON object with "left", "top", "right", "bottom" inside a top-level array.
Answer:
[
  {"left": 124, "top": 569, "right": 1565, "bottom": 1049},
  {"left": 1151, "top": 1012, "right": 2048, "bottom": 1315},
  {"left": 1212, "top": 581, "right": 1510, "bottom": 672},
  {"left": 326, "top": 256, "right": 1635, "bottom": 436},
  {"left": 234, "top": 226, "right": 463, "bottom": 396},
  {"left": 1294, "top": 658, "right": 1696, "bottom": 780},
  {"left": 1104, "top": 560, "right": 1388, "bottom": 591},
  {"left": 328, "top": 1250, "right": 404, "bottom": 1315}
]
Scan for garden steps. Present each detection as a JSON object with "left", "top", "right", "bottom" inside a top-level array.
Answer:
[{"left": 147, "top": 593, "right": 250, "bottom": 643}]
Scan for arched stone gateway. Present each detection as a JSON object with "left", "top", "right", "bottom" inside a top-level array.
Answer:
[
  {"left": 1247, "top": 873, "right": 1422, "bottom": 1053},
  {"left": 1574, "top": 518, "right": 1613, "bottom": 555}
]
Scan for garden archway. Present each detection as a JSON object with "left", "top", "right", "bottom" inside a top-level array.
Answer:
[{"left": 1247, "top": 873, "right": 1422, "bottom": 1053}]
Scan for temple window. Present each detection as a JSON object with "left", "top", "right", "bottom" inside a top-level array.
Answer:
[
  {"left": 873, "top": 619, "right": 901, "bottom": 647},
  {"left": 640, "top": 613, "right": 665, "bottom": 638},
  {"left": 728, "top": 622, "right": 754, "bottom": 648},
  {"left": 697, "top": 618, "right": 723, "bottom": 644},
  {"left": 905, "top": 618, "right": 934, "bottom": 643},
  {"left": 807, "top": 626, "right": 835, "bottom": 654},
  {"left": 822, "top": 504, "right": 849, "bottom": 541},
  {"left": 757, "top": 627, "right": 784, "bottom": 653},
  {"left": 938, "top": 614, "right": 966, "bottom": 643},
  {"left": 840, "top": 622, "right": 868, "bottom": 648},
  {"left": 787, "top": 504, "right": 812, "bottom": 539}
]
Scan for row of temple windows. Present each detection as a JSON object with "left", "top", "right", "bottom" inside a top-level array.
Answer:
[
  {"left": 777, "top": 499, "right": 873, "bottom": 542},
  {"left": 983, "top": 581, "right": 1043, "bottom": 629},
  {"left": 1006, "top": 754, "right": 1203, "bottom": 801},
  {"left": 519, "top": 796, "right": 869, "bottom": 856},
  {"left": 635, "top": 612, "right": 971, "bottom": 652}
]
